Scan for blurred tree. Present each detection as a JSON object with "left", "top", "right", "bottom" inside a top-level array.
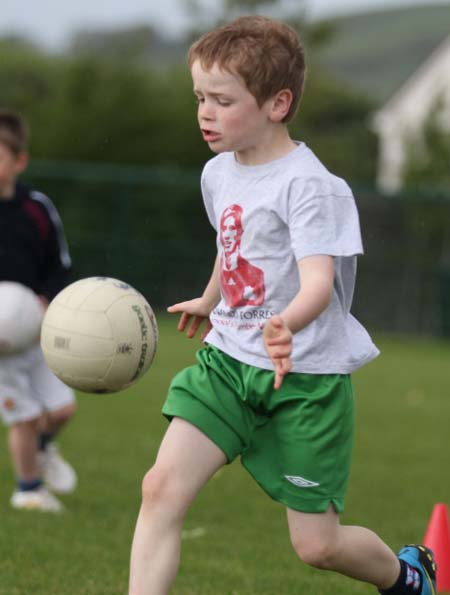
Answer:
[
  {"left": 0, "top": 21, "right": 376, "bottom": 184},
  {"left": 0, "top": 35, "right": 41, "bottom": 53},
  {"left": 0, "top": 42, "right": 207, "bottom": 167},
  {"left": 183, "top": 0, "right": 303, "bottom": 20},
  {"left": 69, "top": 25, "right": 186, "bottom": 68},
  {"left": 0, "top": 41, "right": 64, "bottom": 152},
  {"left": 291, "top": 71, "right": 377, "bottom": 184},
  {"left": 182, "top": 0, "right": 335, "bottom": 48},
  {"left": 221, "top": 0, "right": 303, "bottom": 16},
  {"left": 71, "top": 25, "right": 159, "bottom": 61}
]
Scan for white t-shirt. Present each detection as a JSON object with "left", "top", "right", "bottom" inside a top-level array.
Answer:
[{"left": 201, "top": 142, "right": 379, "bottom": 374}]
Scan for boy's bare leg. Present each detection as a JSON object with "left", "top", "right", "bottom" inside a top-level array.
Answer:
[
  {"left": 129, "top": 417, "right": 227, "bottom": 595},
  {"left": 40, "top": 402, "right": 76, "bottom": 434},
  {"left": 287, "top": 506, "right": 400, "bottom": 590},
  {"left": 8, "top": 417, "right": 40, "bottom": 480}
]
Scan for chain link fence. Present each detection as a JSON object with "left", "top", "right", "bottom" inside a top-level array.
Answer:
[{"left": 25, "top": 159, "right": 450, "bottom": 338}]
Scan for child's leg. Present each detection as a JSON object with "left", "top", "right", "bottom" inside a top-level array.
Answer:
[
  {"left": 37, "top": 403, "right": 78, "bottom": 494},
  {"left": 40, "top": 402, "right": 76, "bottom": 435},
  {"left": 287, "top": 506, "right": 400, "bottom": 590},
  {"left": 8, "top": 416, "right": 41, "bottom": 481},
  {"left": 129, "top": 417, "right": 227, "bottom": 595},
  {"left": 38, "top": 402, "right": 76, "bottom": 451}
]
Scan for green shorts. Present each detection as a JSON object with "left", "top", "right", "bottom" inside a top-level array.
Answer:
[{"left": 162, "top": 345, "right": 354, "bottom": 513}]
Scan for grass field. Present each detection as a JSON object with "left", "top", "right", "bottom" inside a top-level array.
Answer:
[{"left": 1, "top": 316, "right": 449, "bottom": 595}]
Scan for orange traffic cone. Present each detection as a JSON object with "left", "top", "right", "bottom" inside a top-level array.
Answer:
[{"left": 423, "top": 503, "right": 450, "bottom": 592}]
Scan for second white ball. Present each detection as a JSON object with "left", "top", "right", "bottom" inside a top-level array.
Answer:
[{"left": 40, "top": 277, "right": 158, "bottom": 393}]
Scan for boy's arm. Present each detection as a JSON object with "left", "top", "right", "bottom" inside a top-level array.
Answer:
[
  {"left": 281, "top": 255, "right": 334, "bottom": 333},
  {"left": 201, "top": 255, "right": 222, "bottom": 311},
  {"left": 263, "top": 255, "right": 334, "bottom": 389},
  {"left": 38, "top": 198, "right": 72, "bottom": 302},
  {"left": 167, "top": 255, "right": 221, "bottom": 339}
]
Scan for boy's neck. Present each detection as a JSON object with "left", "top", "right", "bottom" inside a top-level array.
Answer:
[
  {"left": 234, "top": 128, "right": 297, "bottom": 166},
  {"left": 0, "top": 181, "right": 16, "bottom": 200}
]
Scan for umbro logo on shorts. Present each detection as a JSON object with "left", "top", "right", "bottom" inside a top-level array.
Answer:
[{"left": 284, "top": 475, "right": 320, "bottom": 488}]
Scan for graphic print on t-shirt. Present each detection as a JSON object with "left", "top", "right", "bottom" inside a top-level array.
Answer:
[{"left": 219, "top": 204, "right": 265, "bottom": 307}]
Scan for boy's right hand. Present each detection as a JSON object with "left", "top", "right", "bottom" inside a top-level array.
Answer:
[
  {"left": 167, "top": 298, "right": 212, "bottom": 340},
  {"left": 263, "top": 315, "right": 293, "bottom": 390}
]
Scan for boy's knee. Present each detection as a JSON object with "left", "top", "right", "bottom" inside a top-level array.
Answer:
[
  {"left": 141, "top": 466, "right": 179, "bottom": 510},
  {"left": 291, "top": 535, "right": 337, "bottom": 570},
  {"left": 12, "top": 417, "right": 40, "bottom": 432},
  {"left": 47, "top": 402, "right": 76, "bottom": 426}
]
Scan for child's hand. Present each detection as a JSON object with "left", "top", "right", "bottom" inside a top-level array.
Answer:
[
  {"left": 167, "top": 298, "right": 212, "bottom": 340},
  {"left": 38, "top": 295, "right": 49, "bottom": 310},
  {"left": 263, "top": 315, "right": 292, "bottom": 390}
]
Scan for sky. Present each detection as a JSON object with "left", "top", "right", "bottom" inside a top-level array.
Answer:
[{"left": 1, "top": 0, "right": 449, "bottom": 49}]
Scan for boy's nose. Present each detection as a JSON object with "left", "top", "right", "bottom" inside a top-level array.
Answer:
[{"left": 198, "top": 102, "right": 214, "bottom": 120}]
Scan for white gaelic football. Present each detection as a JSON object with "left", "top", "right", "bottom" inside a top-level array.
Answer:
[
  {"left": 40, "top": 277, "right": 158, "bottom": 393},
  {"left": 0, "top": 281, "right": 44, "bottom": 355}
]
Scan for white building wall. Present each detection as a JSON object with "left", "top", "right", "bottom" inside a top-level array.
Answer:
[{"left": 373, "top": 35, "right": 450, "bottom": 193}]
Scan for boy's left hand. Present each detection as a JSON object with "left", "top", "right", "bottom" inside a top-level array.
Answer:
[
  {"left": 263, "top": 315, "right": 292, "bottom": 390},
  {"left": 38, "top": 295, "right": 49, "bottom": 310}
]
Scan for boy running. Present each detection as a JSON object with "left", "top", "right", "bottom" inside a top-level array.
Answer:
[
  {"left": 128, "top": 16, "right": 436, "bottom": 594},
  {"left": 0, "top": 109, "right": 77, "bottom": 512}
]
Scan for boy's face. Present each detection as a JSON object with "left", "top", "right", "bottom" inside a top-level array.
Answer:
[
  {"left": 0, "top": 142, "right": 27, "bottom": 199},
  {"left": 191, "top": 60, "right": 276, "bottom": 165},
  {"left": 221, "top": 214, "right": 240, "bottom": 254}
]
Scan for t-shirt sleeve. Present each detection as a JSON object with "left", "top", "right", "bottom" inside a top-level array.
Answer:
[
  {"left": 32, "top": 192, "right": 72, "bottom": 301},
  {"left": 288, "top": 177, "right": 364, "bottom": 260}
]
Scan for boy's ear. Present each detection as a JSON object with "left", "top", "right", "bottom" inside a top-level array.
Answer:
[
  {"left": 15, "top": 151, "right": 28, "bottom": 175},
  {"left": 269, "top": 89, "right": 293, "bottom": 122}
]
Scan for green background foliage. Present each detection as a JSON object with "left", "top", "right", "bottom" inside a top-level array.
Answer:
[{"left": 0, "top": 36, "right": 376, "bottom": 185}]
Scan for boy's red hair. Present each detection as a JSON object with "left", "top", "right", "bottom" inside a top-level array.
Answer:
[{"left": 188, "top": 15, "right": 306, "bottom": 122}]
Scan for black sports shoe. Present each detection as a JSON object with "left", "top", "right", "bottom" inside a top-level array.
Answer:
[{"left": 398, "top": 545, "right": 437, "bottom": 595}]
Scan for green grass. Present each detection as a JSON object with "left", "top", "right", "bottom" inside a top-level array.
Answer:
[{"left": 1, "top": 319, "right": 449, "bottom": 594}]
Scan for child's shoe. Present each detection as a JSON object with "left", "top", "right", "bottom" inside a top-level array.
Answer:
[
  {"left": 10, "top": 487, "right": 64, "bottom": 512},
  {"left": 38, "top": 442, "right": 77, "bottom": 494},
  {"left": 398, "top": 545, "right": 437, "bottom": 595}
]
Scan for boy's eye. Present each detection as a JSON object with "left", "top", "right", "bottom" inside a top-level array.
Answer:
[{"left": 193, "top": 96, "right": 231, "bottom": 106}]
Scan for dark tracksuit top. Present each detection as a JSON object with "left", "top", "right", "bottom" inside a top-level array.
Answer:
[{"left": 0, "top": 182, "right": 72, "bottom": 302}]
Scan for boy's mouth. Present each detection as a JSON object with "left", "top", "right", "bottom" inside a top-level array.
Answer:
[{"left": 201, "top": 129, "right": 221, "bottom": 142}]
